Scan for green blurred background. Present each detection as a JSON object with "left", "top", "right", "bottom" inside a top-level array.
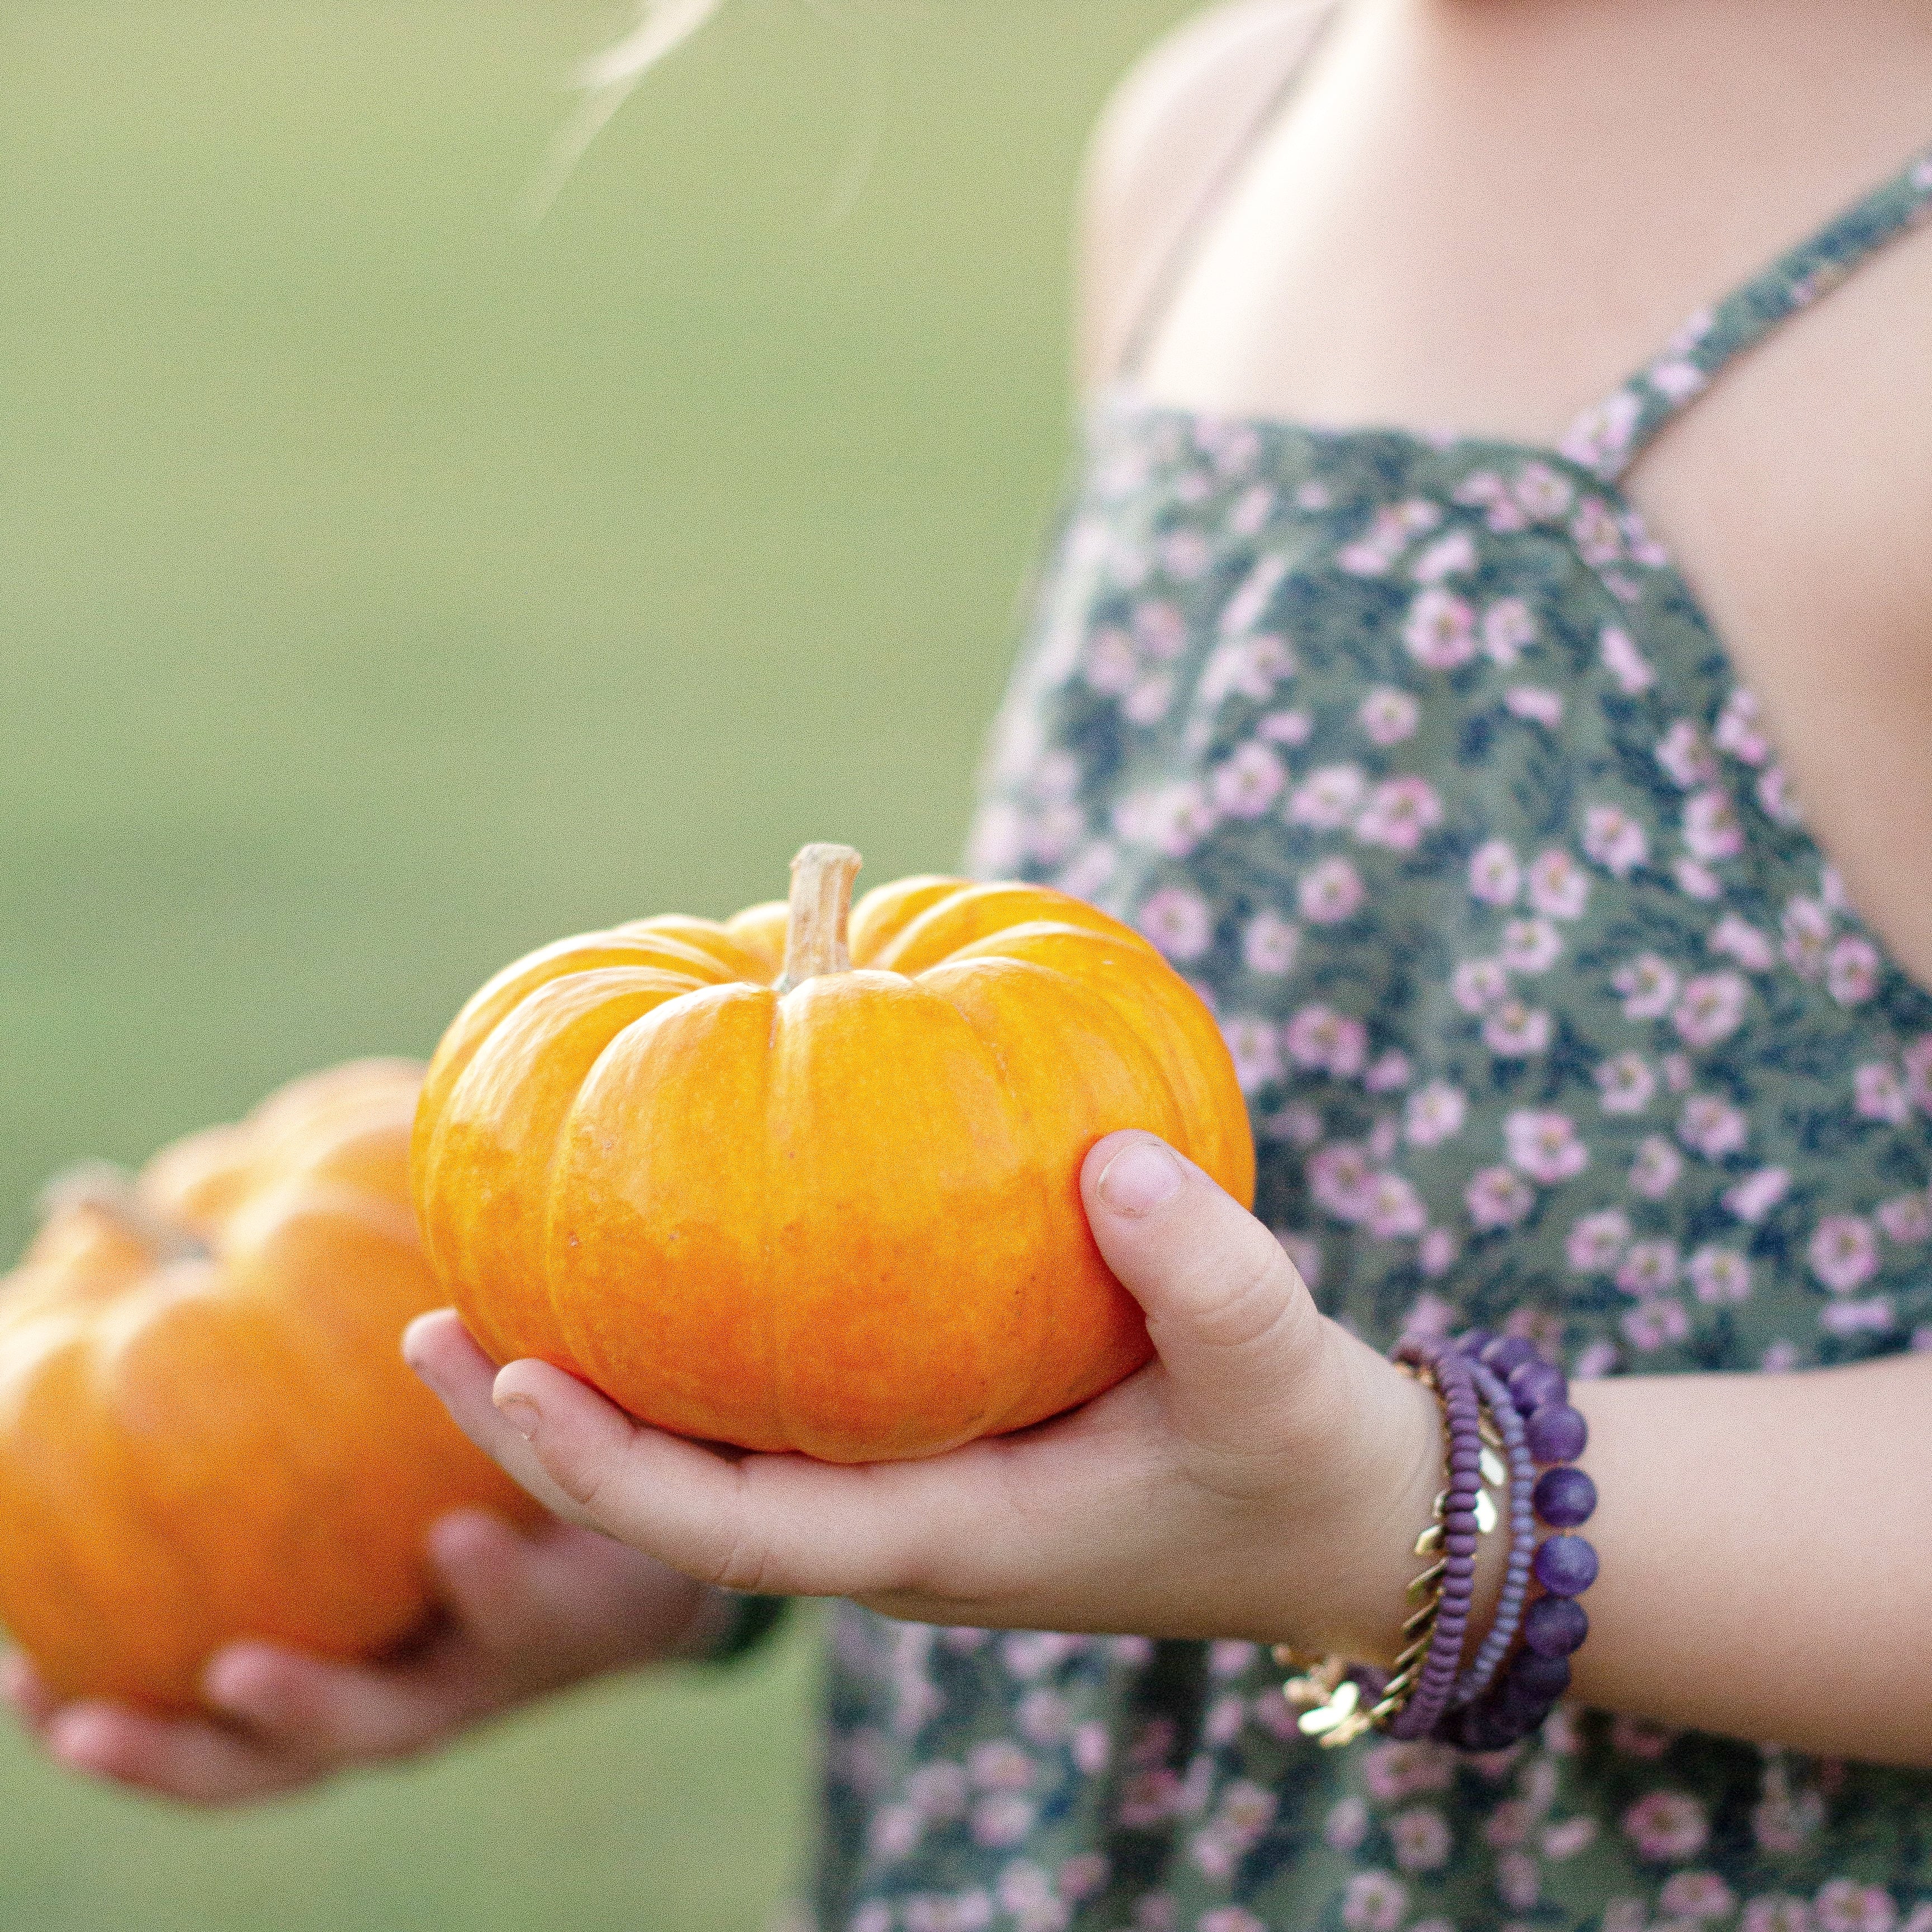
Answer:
[{"left": 0, "top": 2, "right": 1201, "bottom": 1926}]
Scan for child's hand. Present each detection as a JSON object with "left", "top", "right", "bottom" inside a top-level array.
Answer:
[
  {"left": 408, "top": 1131, "right": 1448, "bottom": 1664},
  {"left": 2, "top": 1510, "right": 717, "bottom": 1806}
]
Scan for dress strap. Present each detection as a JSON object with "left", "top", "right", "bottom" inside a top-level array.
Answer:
[{"left": 1558, "top": 144, "right": 1932, "bottom": 484}]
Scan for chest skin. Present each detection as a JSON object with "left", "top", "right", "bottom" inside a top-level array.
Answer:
[{"left": 1129, "top": 0, "right": 1932, "bottom": 991}]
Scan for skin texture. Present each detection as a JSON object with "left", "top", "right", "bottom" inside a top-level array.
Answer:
[{"left": 14, "top": 0, "right": 1932, "bottom": 1798}]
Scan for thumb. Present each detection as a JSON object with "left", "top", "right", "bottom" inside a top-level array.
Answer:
[{"left": 1081, "top": 1131, "right": 1325, "bottom": 1423}]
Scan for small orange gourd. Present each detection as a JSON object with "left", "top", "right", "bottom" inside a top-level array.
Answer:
[
  {"left": 0, "top": 1060, "right": 542, "bottom": 1712},
  {"left": 413, "top": 844, "right": 1254, "bottom": 1464}
]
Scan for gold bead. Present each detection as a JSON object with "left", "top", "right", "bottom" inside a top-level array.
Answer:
[
  {"left": 1475, "top": 1488, "right": 1499, "bottom": 1535},
  {"left": 1480, "top": 1443, "right": 1509, "bottom": 1489}
]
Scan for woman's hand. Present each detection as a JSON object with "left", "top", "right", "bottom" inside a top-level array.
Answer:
[
  {"left": 407, "top": 1131, "right": 1449, "bottom": 1665},
  {"left": 2, "top": 1509, "right": 719, "bottom": 1806}
]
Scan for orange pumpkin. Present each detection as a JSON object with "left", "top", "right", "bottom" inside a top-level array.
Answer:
[
  {"left": 0, "top": 1060, "right": 543, "bottom": 1712},
  {"left": 413, "top": 844, "right": 1254, "bottom": 1464}
]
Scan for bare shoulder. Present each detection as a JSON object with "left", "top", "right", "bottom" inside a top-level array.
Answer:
[{"left": 1077, "top": 0, "right": 1332, "bottom": 390}]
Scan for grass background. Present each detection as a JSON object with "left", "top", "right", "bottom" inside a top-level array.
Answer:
[{"left": 0, "top": 2, "right": 1200, "bottom": 1926}]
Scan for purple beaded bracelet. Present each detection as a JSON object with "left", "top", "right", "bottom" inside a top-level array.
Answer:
[
  {"left": 1433, "top": 1332, "right": 1599, "bottom": 1751},
  {"left": 1454, "top": 1356, "right": 1536, "bottom": 1708}
]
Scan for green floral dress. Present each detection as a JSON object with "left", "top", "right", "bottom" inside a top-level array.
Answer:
[{"left": 771, "top": 146, "right": 1932, "bottom": 1932}]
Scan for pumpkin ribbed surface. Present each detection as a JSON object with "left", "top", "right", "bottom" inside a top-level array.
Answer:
[
  {"left": 0, "top": 1060, "right": 542, "bottom": 1712},
  {"left": 412, "top": 847, "right": 1254, "bottom": 1464}
]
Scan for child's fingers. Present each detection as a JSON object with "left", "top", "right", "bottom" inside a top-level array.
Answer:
[
  {"left": 201, "top": 1645, "right": 470, "bottom": 1764},
  {"left": 490, "top": 1358, "right": 947, "bottom": 1599},
  {"left": 402, "top": 1311, "right": 594, "bottom": 1524},
  {"left": 1081, "top": 1131, "right": 1327, "bottom": 1441},
  {"left": 42, "top": 1702, "right": 316, "bottom": 1806},
  {"left": 1, "top": 1652, "right": 58, "bottom": 1734},
  {"left": 424, "top": 1507, "right": 556, "bottom": 1655}
]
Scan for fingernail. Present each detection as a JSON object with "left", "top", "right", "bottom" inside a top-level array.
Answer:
[
  {"left": 495, "top": 1392, "right": 541, "bottom": 1441},
  {"left": 1096, "top": 1137, "right": 1184, "bottom": 1216}
]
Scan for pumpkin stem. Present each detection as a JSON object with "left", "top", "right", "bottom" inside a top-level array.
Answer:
[
  {"left": 776, "top": 842, "right": 863, "bottom": 992},
  {"left": 37, "top": 1161, "right": 212, "bottom": 1263}
]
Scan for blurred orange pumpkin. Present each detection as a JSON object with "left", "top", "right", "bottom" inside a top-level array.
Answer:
[
  {"left": 0, "top": 1060, "right": 542, "bottom": 1712},
  {"left": 413, "top": 844, "right": 1254, "bottom": 1464}
]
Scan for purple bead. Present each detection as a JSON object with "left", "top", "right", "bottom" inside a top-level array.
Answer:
[
  {"left": 1510, "top": 1650, "right": 1573, "bottom": 1701},
  {"left": 1482, "top": 1336, "right": 1541, "bottom": 1376},
  {"left": 1508, "top": 1359, "right": 1568, "bottom": 1413},
  {"left": 1522, "top": 1594, "right": 1590, "bottom": 1657},
  {"left": 1455, "top": 1329, "right": 1494, "bottom": 1357},
  {"left": 1533, "top": 1534, "right": 1599, "bottom": 1597},
  {"left": 1524, "top": 1401, "right": 1589, "bottom": 1464},
  {"left": 1533, "top": 1465, "right": 1597, "bottom": 1527},
  {"left": 1461, "top": 1704, "right": 1523, "bottom": 1750}
]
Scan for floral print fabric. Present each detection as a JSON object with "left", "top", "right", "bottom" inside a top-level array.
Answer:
[{"left": 803, "top": 151, "right": 1932, "bottom": 1932}]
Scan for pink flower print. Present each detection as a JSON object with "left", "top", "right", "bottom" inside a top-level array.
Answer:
[
  {"left": 1158, "top": 529, "right": 1212, "bottom": 581},
  {"left": 869, "top": 1803, "right": 926, "bottom": 1859},
  {"left": 1220, "top": 1016, "right": 1283, "bottom": 1094},
  {"left": 1614, "top": 953, "right": 1680, "bottom": 1020},
  {"left": 1714, "top": 686, "right": 1771, "bottom": 765},
  {"left": 1599, "top": 624, "right": 1656, "bottom": 694},
  {"left": 1484, "top": 1000, "right": 1554, "bottom": 1057},
  {"left": 1623, "top": 1790, "right": 1711, "bottom": 1862},
  {"left": 1683, "top": 788, "right": 1745, "bottom": 861},
  {"left": 1816, "top": 1879, "right": 1901, "bottom": 1932},
  {"left": 1419, "top": 1225, "right": 1460, "bottom": 1275},
  {"left": 1209, "top": 741, "right": 1286, "bottom": 818},
  {"left": 1612, "top": 1715, "right": 1679, "bottom": 1759},
  {"left": 1596, "top": 1051, "right": 1658, "bottom": 1115},
  {"left": 1513, "top": 462, "right": 1574, "bottom": 522},
  {"left": 1822, "top": 1295, "right": 1896, "bottom": 1337},
  {"left": 1710, "top": 914, "right": 1776, "bottom": 972},
  {"left": 1503, "top": 917, "right": 1563, "bottom": 973},
  {"left": 1573, "top": 497, "right": 1628, "bottom": 567},
  {"left": 1365, "top": 1172, "right": 1429, "bottom": 1239},
  {"left": 1072, "top": 1722, "right": 1110, "bottom": 1774},
  {"left": 1310, "top": 1143, "right": 1377, "bottom": 1223},
  {"left": 1528, "top": 848, "right": 1590, "bottom": 918},
  {"left": 1782, "top": 897, "right": 1834, "bottom": 978},
  {"left": 1573, "top": 1337, "right": 1621, "bottom": 1379},
  {"left": 1483, "top": 1798, "right": 1533, "bottom": 1849},
  {"left": 1124, "top": 673, "right": 1176, "bottom": 726},
  {"left": 1856, "top": 1062, "right": 1911, "bottom": 1124},
  {"left": 1617, "top": 1238, "right": 1681, "bottom": 1298},
  {"left": 1389, "top": 1806, "right": 1453, "bottom": 1872},
  {"left": 1469, "top": 838, "right": 1524, "bottom": 906},
  {"left": 1467, "top": 1165, "right": 1536, "bottom": 1230},
  {"left": 1358, "top": 686, "right": 1422, "bottom": 745},
  {"left": 1404, "top": 588, "right": 1480, "bottom": 669},
  {"left": 1507, "top": 1109, "right": 1590, "bottom": 1183},
  {"left": 852, "top": 1906, "right": 894, "bottom": 1932},
  {"left": 1679, "top": 1094, "right": 1748, "bottom": 1159},
  {"left": 1660, "top": 1872, "right": 1739, "bottom": 1921},
  {"left": 1083, "top": 627, "right": 1139, "bottom": 695},
  {"left": 970, "top": 1793, "right": 1036, "bottom": 1848},
  {"left": 1357, "top": 774, "right": 1445, "bottom": 849},
  {"left": 1631, "top": 1134, "right": 1687, "bottom": 1199},
  {"left": 1758, "top": 764, "right": 1806, "bottom": 826},
  {"left": 1827, "top": 936, "right": 1881, "bottom": 1006},
  {"left": 1290, "top": 763, "right": 1368, "bottom": 829},
  {"left": 997, "top": 1862, "right": 1064, "bottom": 1930},
  {"left": 1206, "top": 1639, "right": 1258, "bottom": 1680},
  {"left": 1745, "top": 1899, "right": 1820, "bottom": 1932},
  {"left": 906, "top": 1891, "right": 996, "bottom": 1932},
  {"left": 1342, "top": 1872, "right": 1410, "bottom": 1932},
  {"left": 907, "top": 1761, "right": 970, "bottom": 1821},
  {"left": 1121, "top": 780, "right": 1218, "bottom": 856},
  {"left": 1055, "top": 841, "right": 1117, "bottom": 904},
  {"left": 1809, "top": 1214, "right": 1880, "bottom": 1294},
  {"left": 1674, "top": 856, "right": 1726, "bottom": 900},
  {"left": 1285, "top": 1004, "right": 1369, "bottom": 1078},
  {"left": 1029, "top": 802, "right": 1085, "bottom": 865},
  {"left": 1299, "top": 857, "right": 1368, "bottom": 925},
  {"left": 1878, "top": 1192, "right": 1932, "bottom": 1244},
  {"left": 1201, "top": 633, "right": 1297, "bottom": 707},
  {"left": 1499, "top": 1850, "right": 1542, "bottom": 1912},
  {"left": 1057, "top": 1855, "right": 1110, "bottom": 1904},
  {"left": 1483, "top": 597, "right": 1538, "bottom": 664},
  {"left": 1266, "top": 1102, "right": 1323, "bottom": 1147},
  {"left": 1132, "top": 599, "right": 1188, "bottom": 661},
  {"left": 1405, "top": 1081, "right": 1469, "bottom": 1147},
  {"left": 1560, "top": 388, "right": 1641, "bottom": 476},
  {"left": 1505, "top": 685, "right": 1565, "bottom": 726},
  {"left": 1138, "top": 886, "right": 1214, "bottom": 960},
  {"left": 1584, "top": 804, "right": 1650, "bottom": 878},
  {"left": 1365, "top": 1050, "right": 1413, "bottom": 1092},
  {"left": 1689, "top": 1246, "right": 1753, "bottom": 1304},
  {"left": 1229, "top": 485, "right": 1273, "bottom": 537},
  {"left": 1412, "top": 529, "right": 1477, "bottom": 583},
  {"left": 1324, "top": 1795, "right": 1371, "bottom": 1852},
  {"left": 1725, "top": 1166, "right": 1792, "bottom": 1223},
  {"left": 1673, "top": 970, "right": 1750, "bottom": 1047},
  {"left": 1542, "top": 1816, "right": 1599, "bottom": 1860},
  {"left": 1568, "top": 1209, "right": 1632, "bottom": 1272},
  {"left": 1649, "top": 356, "right": 1707, "bottom": 404},
  {"left": 1906, "top": 1036, "right": 1932, "bottom": 1111},
  {"left": 1258, "top": 706, "right": 1312, "bottom": 745},
  {"left": 1656, "top": 719, "right": 1720, "bottom": 788},
  {"left": 1242, "top": 911, "right": 1300, "bottom": 976}
]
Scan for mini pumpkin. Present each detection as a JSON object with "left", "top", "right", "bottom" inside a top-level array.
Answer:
[
  {"left": 413, "top": 844, "right": 1254, "bottom": 1464},
  {"left": 0, "top": 1060, "right": 543, "bottom": 1712}
]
